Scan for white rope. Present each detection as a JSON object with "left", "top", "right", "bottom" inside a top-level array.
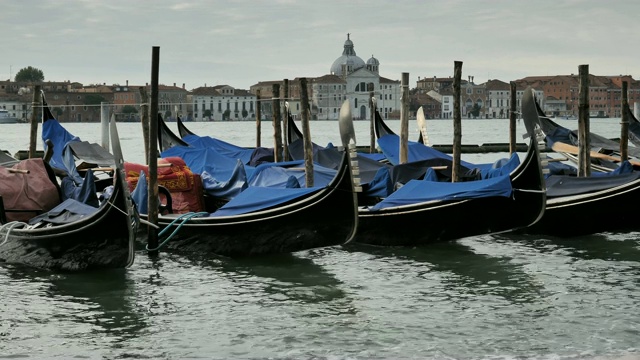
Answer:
[
  {"left": 0, "top": 221, "right": 28, "bottom": 247},
  {"left": 106, "top": 198, "right": 160, "bottom": 229}
]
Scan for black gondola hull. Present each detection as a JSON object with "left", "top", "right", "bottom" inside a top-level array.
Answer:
[
  {"left": 138, "top": 150, "right": 358, "bottom": 256},
  {"left": 354, "top": 134, "right": 546, "bottom": 246},
  {"left": 521, "top": 177, "right": 640, "bottom": 237},
  {"left": 0, "top": 173, "right": 136, "bottom": 271}
]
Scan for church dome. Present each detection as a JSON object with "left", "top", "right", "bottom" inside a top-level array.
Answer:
[
  {"left": 330, "top": 34, "right": 365, "bottom": 76},
  {"left": 367, "top": 55, "right": 379, "bottom": 65}
]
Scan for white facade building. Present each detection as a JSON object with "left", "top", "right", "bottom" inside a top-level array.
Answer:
[
  {"left": 312, "top": 34, "right": 401, "bottom": 120},
  {"left": 191, "top": 85, "right": 256, "bottom": 121}
]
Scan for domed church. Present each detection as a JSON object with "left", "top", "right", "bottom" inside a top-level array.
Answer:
[{"left": 311, "top": 34, "right": 400, "bottom": 121}]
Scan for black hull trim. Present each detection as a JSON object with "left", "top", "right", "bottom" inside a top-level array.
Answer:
[{"left": 0, "top": 172, "right": 136, "bottom": 271}]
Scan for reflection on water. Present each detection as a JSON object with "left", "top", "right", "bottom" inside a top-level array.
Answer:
[
  {"left": 0, "top": 264, "right": 146, "bottom": 357},
  {"left": 495, "top": 231, "right": 640, "bottom": 263},
  {"left": 345, "top": 240, "right": 546, "bottom": 305},
  {"left": 177, "top": 250, "right": 348, "bottom": 305},
  {"left": 2, "top": 234, "right": 640, "bottom": 359}
]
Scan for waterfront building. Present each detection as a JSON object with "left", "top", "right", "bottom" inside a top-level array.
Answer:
[
  {"left": 484, "top": 79, "right": 512, "bottom": 119},
  {"left": 191, "top": 85, "right": 256, "bottom": 122},
  {"left": 249, "top": 34, "right": 401, "bottom": 121}
]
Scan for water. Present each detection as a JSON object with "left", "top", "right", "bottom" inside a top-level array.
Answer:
[{"left": 1, "top": 119, "right": 640, "bottom": 359}]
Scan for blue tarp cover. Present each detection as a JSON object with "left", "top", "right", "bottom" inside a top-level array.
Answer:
[
  {"left": 28, "top": 198, "right": 99, "bottom": 225},
  {"left": 210, "top": 186, "right": 321, "bottom": 217},
  {"left": 161, "top": 145, "right": 256, "bottom": 181},
  {"left": 370, "top": 173, "right": 513, "bottom": 211},
  {"left": 248, "top": 161, "right": 337, "bottom": 188},
  {"left": 42, "top": 117, "right": 80, "bottom": 171},
  {"left": 182, "top": 134, "right": 256, "bottom": 164},
  {"left": 377, "top": 134, "right": 478, "bottom": 168},
  {"left": 59, "top": 168, "right": 99, "bottom": 207},
  {"left": 131, "top": 171, "right": 148, "bottom": 214},
  {"left": 201, "top": 159, "right": 248, "bottom": 200}
]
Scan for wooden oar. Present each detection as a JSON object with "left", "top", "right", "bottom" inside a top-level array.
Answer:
[{"left": 551, "top": 141, "right": 640, "bottom": 167}]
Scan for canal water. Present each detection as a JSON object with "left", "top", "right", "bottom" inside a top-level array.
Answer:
[{"left": 1, "top": 119, "right": 639, "bottom": 359}]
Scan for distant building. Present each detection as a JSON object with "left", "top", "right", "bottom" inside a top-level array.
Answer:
[
  {"left": 191, "top": 85, "right": 256, "bottom": 121},
  {"left": 249, "top": 34, "right": 401, "bottom": 121}
]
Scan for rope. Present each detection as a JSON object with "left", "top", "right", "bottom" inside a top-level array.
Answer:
[
  {"left": 0, "top": 221, "right": 29, "bottom": 247},
  {"left": 145, "top": 211, "right": 209, "bottom": 252}
]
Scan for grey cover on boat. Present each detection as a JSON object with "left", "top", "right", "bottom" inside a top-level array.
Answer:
[{"left": 69, "top": 141, "right": 115, "bottom": 169}]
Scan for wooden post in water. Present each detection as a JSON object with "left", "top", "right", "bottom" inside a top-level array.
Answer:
[
  {"left": 255, "top": 89, "right": 261, "bottom": 148},
  {"left": 282, "top": 79, "right": 289, "bottom": 161},
  {"left": 100, "top": 102, "right": 110, "bottom": 151},
  {"left": 139, "top": 86, "right": 150, "bottom": 164},
  {"left": 28, "top": 85, "right": 41, "bottom": 159},
  {"left": 620, "top": 81, "right": 629, "bottom": 162},
  {"left": 300, "top": 78, "right": 314, "bottom": 187},
  {"left": 399, "top": 72, "right": 410, "bottom": 164},
  {"left": 578, "top": 64, "right": 591, "bottom": 177},
  {"left": 509, "top": 81, "right": 517, "bottom": 155},
  {"left": 452, "top": 61, "right": 463, "bottom": 183},
  {"left": 147, "top": 46, "right": 160, "bottom": 254},
  {"left": 368, "top": 82, "right": 375, "bottom": 154},
  {"left": 272, "top": 84, "right": 282, "bottom": 162}
]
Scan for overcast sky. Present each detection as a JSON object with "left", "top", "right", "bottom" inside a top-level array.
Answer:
[{"left": 2, "top": 0, "right": 639, "bottom": 90}]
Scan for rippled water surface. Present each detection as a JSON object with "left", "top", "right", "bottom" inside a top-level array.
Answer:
[{"left": 1, "top": 120, "right": 639, "bottom": 359}]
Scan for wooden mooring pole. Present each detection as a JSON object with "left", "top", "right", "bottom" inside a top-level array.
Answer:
[
  {"left": 620, "top": 81, "right": 629, "bottom": 162},
  {"left": 147, "top": 46, "right": 160, "bottom": 254},
  {"left": 272, "top": 84, "right": 282, "bottom": 162},
  {"left": 283, "top": 79, "right": 289, "bottom": 161},
  {"left": 300, "top": 78, "right": 314, "bottom": 187},
  {"left": 399, "top": 72, "right": 409, "bottom": 164},
  {"left": 509, "top": 81, "right": 517, "bottom": 155},
  {"left": 139, "top": 86, "right": 150, "bottom": 164},
  {"left": 578, "top": 64, "right": 591, "bottom": 177},
  {"left": 28, "top": 85, "right": 41, "bottom": 159},
  {"left": 452, "top": 61, "right": 463, "bottom": 182},
  {"left": 100, "top": 102, "right": 110, "bottom": 151},
  {"left": 255, "top": 89, "right": 261, "bottom": 148},
  {"left": 368, "top": 83, "right": 375, "bottom": 154}
]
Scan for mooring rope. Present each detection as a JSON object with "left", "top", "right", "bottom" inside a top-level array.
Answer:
[
  {"left": 145, "top": 212, "right": 209, "bottom": 252},
  {"left": 0, "top": 221, "right": 28, "bottom": 247}
]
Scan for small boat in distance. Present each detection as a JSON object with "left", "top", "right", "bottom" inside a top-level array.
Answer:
[{"left": 0, "top": 109, "right": 22, "bottom": 124}]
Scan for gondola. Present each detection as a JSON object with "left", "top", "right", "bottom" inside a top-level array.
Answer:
[
  {"left": 526, "top": 100, "right": 640, "bottom": 172},
  {"left": 133, "top": 111, "right": 358, "bottom": 257},
  {"left": 516, "top": 88, "right": 640, "bottom": 236},
  {"left": 346, "top": 88, "right": 547, "bottom": 246},
  {"left": 0, "top": 109, "right": 136, "bottom": 271}
]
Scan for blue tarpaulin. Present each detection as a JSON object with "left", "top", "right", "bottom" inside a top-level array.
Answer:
[
  {"left": 210, "top": 186, "right": 321, "bottom": 217},
  {"left": 182, "top": 134, "right": 256, "bottom": 164},
  {"left": 42, "top": 117, "right": 80, "bottom": 171},
  {"left": 370, "top": 174, "right": 513, "bottom": 211},
  {"left": 248, "top": 161, "right": 337, "bottom": 188},
  {"left": 161, "top": 145, "right": 257, "bottom": 181}
]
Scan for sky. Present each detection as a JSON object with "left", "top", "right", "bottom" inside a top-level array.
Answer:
[{"left": 2, "top": 0, "right": 640, "bottom": 90}]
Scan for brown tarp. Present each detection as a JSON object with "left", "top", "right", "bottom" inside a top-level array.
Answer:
[{"left": 0, "top": 159, "right": 61, "bottom": 222}]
